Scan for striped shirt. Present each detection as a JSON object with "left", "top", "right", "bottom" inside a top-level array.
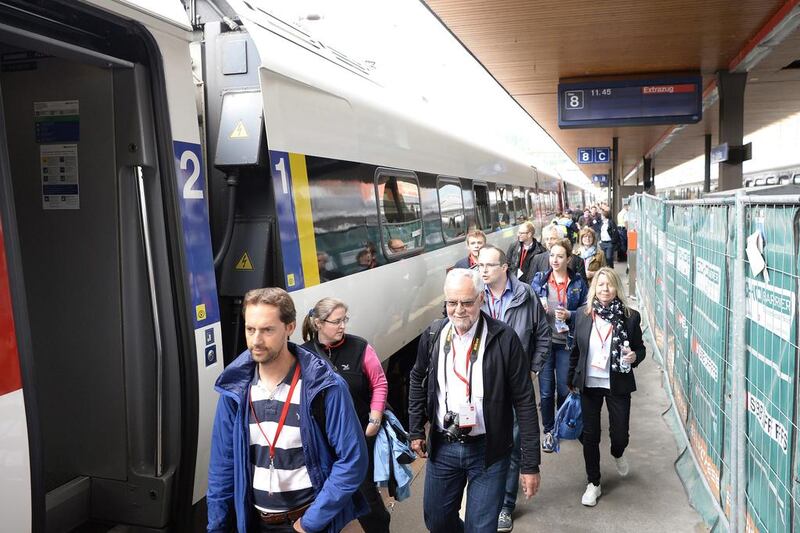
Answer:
[{"left": 249, "top": 363, "right": 314, "bottom": 512}]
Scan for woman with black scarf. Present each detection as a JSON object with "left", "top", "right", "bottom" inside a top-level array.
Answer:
[{"left": 567, "top": 267, "right": 646, "bottom": 507}]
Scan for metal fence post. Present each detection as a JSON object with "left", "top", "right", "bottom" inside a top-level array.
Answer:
[
  {"left": 661, "top": 200, "right": 668, "bottom": 359},
  {"left": 730, "top": 191, "right": 748, "bottom": 533}
]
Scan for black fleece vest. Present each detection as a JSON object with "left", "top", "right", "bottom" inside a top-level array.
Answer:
[{"left": 303, "top": 334, "right": 372, "bottom": 426}]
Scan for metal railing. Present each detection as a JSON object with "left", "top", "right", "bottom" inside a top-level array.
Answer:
[{"left": 630, "top": 191, "right": 800, "bottom": 533}]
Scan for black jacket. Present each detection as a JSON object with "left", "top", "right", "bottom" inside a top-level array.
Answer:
[
  {"left": 530, "top": 250, "right": 586, "bottom": 280},
  {"left": 408, "top": 313, "right": 541, "bottom": 473},
  {"left": 568, "top": 307, "right": 646, "bottom": 395},
  {"left": 481, "top": 274, "right": 551, "bottom": 373},
  {"left": 506, "top": 240, "right": 545, "bottom": 283}
]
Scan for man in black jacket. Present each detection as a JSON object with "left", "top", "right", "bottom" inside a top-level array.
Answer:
[
  {"left": 506, "top": 221, "right": 544, "bottom": 283},
  {"left": 478, "top": 245, "right": 550, "bottom": 532},
  {"left": 408, "top": 268, "right": 541, "bottom": 533},
  {"left": 530, "top": 224, "right": 586, "bottom": 279}
]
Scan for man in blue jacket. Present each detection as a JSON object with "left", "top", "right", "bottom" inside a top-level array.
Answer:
[{"left": 207, "top": 287, "right": 368, "bottom": 532}]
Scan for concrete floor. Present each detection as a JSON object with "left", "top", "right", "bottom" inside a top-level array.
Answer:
[{"left": 349, "top": 263, "right": 709, "bottom": 532}]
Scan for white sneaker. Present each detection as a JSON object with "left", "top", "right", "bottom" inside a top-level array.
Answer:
[
  {"left": 615, "top": 456, "right": 630, "bottom": 477},
  {"left": 581, "top": 483, "right": 601, "bottom": 506}
]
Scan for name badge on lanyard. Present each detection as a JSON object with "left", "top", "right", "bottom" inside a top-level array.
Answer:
[
  {"left": 590, "top": 314, "right": 613, "bottom": 369},
  {"left": 459, "top": 402, "right": 476, "bottom": 427}
]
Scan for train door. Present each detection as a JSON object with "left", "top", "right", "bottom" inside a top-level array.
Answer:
[{"left": 0, "top": 3, "right": 219, "bottom": 531}]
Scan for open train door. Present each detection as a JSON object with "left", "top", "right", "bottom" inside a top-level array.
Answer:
[{"left": 0, "top": 1, "right": 221, "bottom": 530}]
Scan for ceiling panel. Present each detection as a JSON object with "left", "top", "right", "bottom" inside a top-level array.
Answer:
[{"left": 425, "top": 0, "right": 791, "bottom": 185}]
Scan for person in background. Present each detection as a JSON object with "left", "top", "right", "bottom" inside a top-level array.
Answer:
[
  {"left": 477, "top": 245, "right": 550, "bottom": 533},
  {"left": 207, "top": 288, "right": 367, "bottom": 533},
  {"left": 530, "top": 225, "right": 586, "bottom": 279},
  {"left": 598, "top": 210, "right": 619, "bottom": 268},
  {"left": 454, "top": 229, "right": 486, "bottom": 269},
  {"left": 616, "top": 204, "right": 629, "bottom": 262},
  {"left": 506, "top": 221, "right": 544, "bottom": 283},
  {"left": 531, "top": 238, "right": 588, "bottom": 453},
  {"left": 568, "top": 267, "right": 646, "bottom": 507},
  {"left": 408, "top": 269, "right": 541, "bottom": 533},
  {"left": 387, "top": 238, "right": 407, "bottom": 255},
  {"left": 301, "top": 298, "right": 390, "bottom": 532},
  {"left": 573, "top": 228, "right": 606, "bottom": 282},
  {"left": 317, "top": 252, "right": 343, "bottom": 283}
]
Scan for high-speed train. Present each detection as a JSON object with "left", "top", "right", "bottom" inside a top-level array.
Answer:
[{"left": 0, "top": 0, "right": 595, "bottom": 530}]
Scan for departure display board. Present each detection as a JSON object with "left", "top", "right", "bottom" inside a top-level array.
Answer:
[{"left": 558, "top": 75, "right": 703, "bottom": 128}]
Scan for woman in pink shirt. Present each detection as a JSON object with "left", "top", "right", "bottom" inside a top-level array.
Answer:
[{"left": 301, "top": 297, "right": 390, "bottom": 533}]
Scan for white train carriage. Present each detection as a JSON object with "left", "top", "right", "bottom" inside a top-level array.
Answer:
[{"left": 0, "top": 1, "right": 594, "bottom": 530}]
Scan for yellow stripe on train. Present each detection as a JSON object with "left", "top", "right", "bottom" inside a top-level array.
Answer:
[{"left": 288, "top": 153, "right": 320, "bottom": 287}]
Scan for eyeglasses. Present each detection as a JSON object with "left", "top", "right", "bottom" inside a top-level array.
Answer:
[
  {"left": 477, "top": 262, "right": 501, "bottom": 270},
  {"left": 517, "top": 231, "right": 530, "bottom": 235},
  {"left": 444, "top": 299, "right": 477, "bottom": 309},
  {"left": 323, "top": 316, "right": 350, "bottom": 326}
]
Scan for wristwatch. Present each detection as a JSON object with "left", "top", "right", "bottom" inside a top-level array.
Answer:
[{"left": 368, "top": 417, "right": 382, "bottom": 426}]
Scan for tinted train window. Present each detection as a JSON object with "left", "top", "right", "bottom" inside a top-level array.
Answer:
[
  {"left": 376, "top": 170, "right": 423, "bottom": 258},
  {"left": 305, "top": 157, "right": 380, "bottom": 281},
  {"left": 473, "top": 183, "right": 491, "bottom": 231},
  {"left": 513, "top": 188, "right": 526, "bottom": 223},
  {"left": 437, "top": 177, "right": 466, "bottom": 243},
  {"left": 496, "top": 185, "right": 510, "bottom": 227}
]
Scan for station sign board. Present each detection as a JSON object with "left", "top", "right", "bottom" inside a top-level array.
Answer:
[
  {"left": 577, "top": 147, "right": 610, "bottom": 164},
  {"left": 559, "top": 74, "right": 703, "bottom": 128},
  {"left": 592, "top": 174, "right": 609, "bottom": 186},
  {"left": 710, "top": 143, "right": 729, "bottom": 164}
]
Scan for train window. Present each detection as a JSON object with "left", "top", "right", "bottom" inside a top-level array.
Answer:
[
  {"left": 754, "top": 178, "right": 766, "bottom": 186},
  {"left": 306, "top": 157, "right": 380, "bottom": 280},
  {"left": 496, "top": 185, "right": 511, "bottom": 227},
  {"left": 376, "top": 170, "right": 423, "bottom": 259},
  {"left": 471, "top": 183, "right": 491, "bottom": 231},
  {"left": 513, "top": 188, "right": 526, "bottom": 223},
  {"left": 779, "top": 175, "right": 790, "bottom": 184},
  {"left": 766, "top": 176, "right": 778, "bottom": 185},
  {"left": 437, "top": 177, "right": 466, "bottom": 243},
  {"left": 794, "top": 174, "right": 800, "bottom": 184}
]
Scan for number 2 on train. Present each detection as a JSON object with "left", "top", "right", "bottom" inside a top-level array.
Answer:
[{"left": 181, "top": 149, "right": 203, "bottom": 200}]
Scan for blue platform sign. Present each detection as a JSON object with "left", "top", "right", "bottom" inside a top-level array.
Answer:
[
  {"left": 578, "top": 147, "right": 594, "bottom": 164},
  {"left": 592, "top": 174, "right": 609, "bottom": 186},
  {"left": 559, "top": 74, "right": 702, "bottom": 128},
  {"left": 710, "top": 143, "right": 729, "bottom": 164},
  {"left": 577, "top": 147, "right": 611, "bottom": 164}
]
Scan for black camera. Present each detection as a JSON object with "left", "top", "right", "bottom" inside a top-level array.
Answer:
[{"left": 442, "top": 410, "right": 471, "bottom": 442}]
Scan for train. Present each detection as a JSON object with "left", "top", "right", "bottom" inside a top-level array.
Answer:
[{"left": 0, "top": 0, "right": 596, "bottom": 530}]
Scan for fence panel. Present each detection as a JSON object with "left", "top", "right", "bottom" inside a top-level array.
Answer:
[
  {"left": 743, "top": 205, "right": 798, "bottom": 533},
  {"left": 687, "top": 205, "right": 732, "bottom": 508}
]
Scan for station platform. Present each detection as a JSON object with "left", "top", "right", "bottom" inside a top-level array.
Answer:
[{"left": 346, "top": 263, "right": 707, "bottom": 532}]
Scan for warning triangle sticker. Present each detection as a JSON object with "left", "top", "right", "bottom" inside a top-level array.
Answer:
[
  {"left": 230, "top": 120, "right": 249, "bottom": 139},
  {"left": 235, "top": 252, "right": 254, "bottom": 271}
]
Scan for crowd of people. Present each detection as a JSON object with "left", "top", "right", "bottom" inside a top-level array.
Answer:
[{"left": 206, "top": 202, "right": 645, "bottom": 533}]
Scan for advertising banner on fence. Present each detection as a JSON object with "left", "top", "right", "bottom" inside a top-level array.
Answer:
[
  {"left": 688, "top": 205, "right": 729, "bottom": 511},
  {"left": 743, "top": 206, "right": 797, "bottom": 533}
]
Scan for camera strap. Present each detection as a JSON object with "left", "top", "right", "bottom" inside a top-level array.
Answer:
[{"left": 443, "top": 316, "right": 484, "bottom": 412}]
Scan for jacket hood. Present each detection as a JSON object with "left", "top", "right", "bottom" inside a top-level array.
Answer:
[{"left": 214, "top": 343, "right": 337, "bottom": 402}]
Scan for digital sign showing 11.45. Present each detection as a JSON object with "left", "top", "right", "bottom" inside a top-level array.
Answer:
[{"left": 558, "top": 74, "right": 703, "bottom": 129}]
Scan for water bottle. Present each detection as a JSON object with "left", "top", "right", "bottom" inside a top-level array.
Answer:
[
  {"left": 619, "top": 341, "right": 632, "bottom": 373},
  {"left": 554, "top": 304, "right": 569, "bottom": 333}
]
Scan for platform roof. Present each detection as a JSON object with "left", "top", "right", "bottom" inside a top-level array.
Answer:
[{"left": 424, "top": 0, "right": 800, "bottom": 187}]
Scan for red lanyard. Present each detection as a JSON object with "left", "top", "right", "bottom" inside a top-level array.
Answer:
[
  {"left": 469, "top": 254, "right": 478, "bottom": 267},
  {"left": 592, "top": 313, "right": 613, "bottom": 348},
  {"left": 519, "top": 245, "right": 529, "bottom": 268},
  {"left": 249, "top": 364, "right": 302, "bottom": 464},
  {"left": 448, "top": 327, "right": 481, "bottom": 398},
  {"left": 488, "top": 290, "right": 501, "bottom": 319},
  {"left": 548, "top": 275, "right": 569, "bottom": 307}
]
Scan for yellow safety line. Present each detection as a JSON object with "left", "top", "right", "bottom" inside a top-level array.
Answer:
[{"left": 289, "top": 153, "right": 320, "bottom": 287}]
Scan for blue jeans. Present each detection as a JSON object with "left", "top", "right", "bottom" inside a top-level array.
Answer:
[
  {"left": 600, "top": 241, "right": 615, "bottom": 268},
  {"left": 424, "top": 434, "right": 510, "bottom": 533},
  {"left": 539, "top": 343, "right": 572, "bottom": 434},
  {"left": 502, "top": 414, "right": 521, "bottom": 512}
]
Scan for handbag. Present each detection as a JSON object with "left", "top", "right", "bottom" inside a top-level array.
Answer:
[{"left": 552, "top": 392, "right": 583, "bottom": 452}]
